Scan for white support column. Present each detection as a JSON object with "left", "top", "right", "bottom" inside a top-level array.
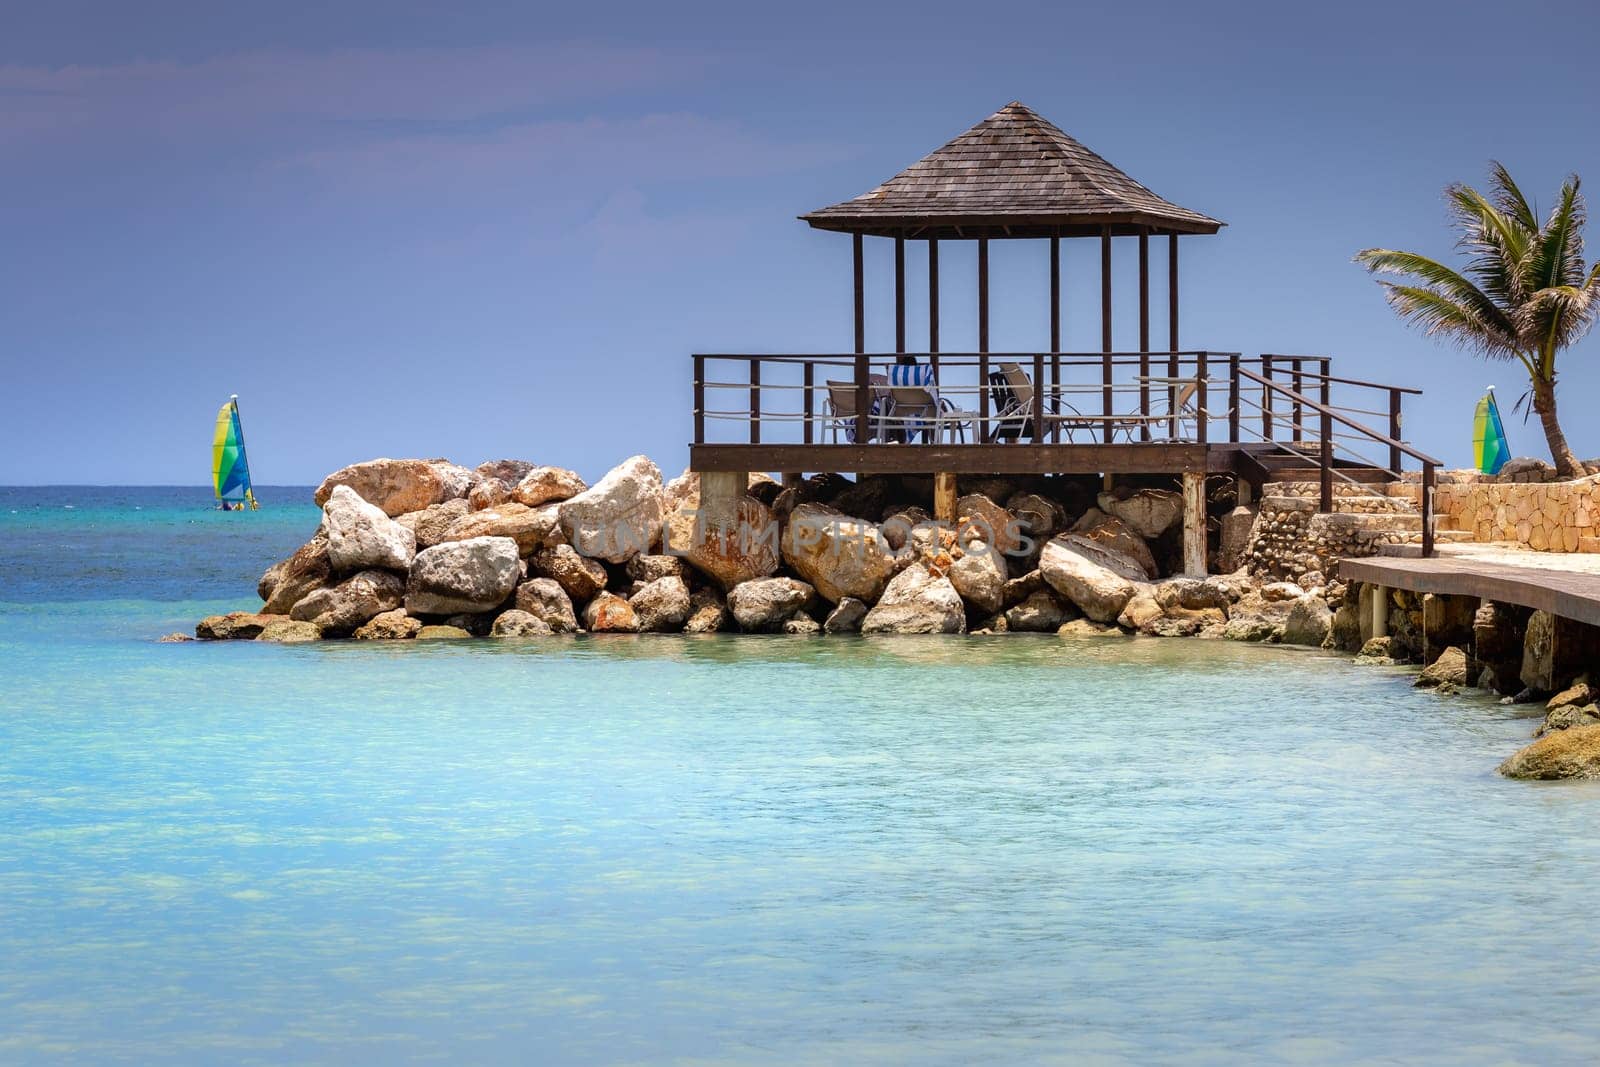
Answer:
[
  {"left": 933, "top": 472, "right": 958, "bottom": 524},
  {"left": 1181, "top": 470, "right": 1207, "bottom": 575},
  {"left": 1370, "top": 584, "right": 1389, "bottom": 639},
  {"left": 700, "top": 471, "right": 745, "bottom": 533}
]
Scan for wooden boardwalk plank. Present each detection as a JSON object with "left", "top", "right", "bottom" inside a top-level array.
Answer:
[{"left": 1341, "top": 556, "right": 1600, "bottom": 628}]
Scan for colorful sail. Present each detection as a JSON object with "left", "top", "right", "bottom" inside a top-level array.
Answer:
[
  {"left": 212, "top": 395, "right": 257, "bottom": 508},
  {"left": 1473, "top": 388, "right": 1509, "bottom": 476}
]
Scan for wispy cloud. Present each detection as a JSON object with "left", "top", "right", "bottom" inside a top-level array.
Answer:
[{"left": 0, "top": 43, "right": 706, "bottom": 148}]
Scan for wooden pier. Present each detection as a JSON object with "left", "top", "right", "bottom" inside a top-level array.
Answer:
[{"left": 1343, "top": 554, "right": 1600, "bottom": 628}]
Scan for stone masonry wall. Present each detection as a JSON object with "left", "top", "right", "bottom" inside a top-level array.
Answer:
[
  {"left": 1244, "top": 496, "right": 1413, "bottom": 581},
  {"left": 1436, "top": 473, "right": 1600, "bottom": 553}
]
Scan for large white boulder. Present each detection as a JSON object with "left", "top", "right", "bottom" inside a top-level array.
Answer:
[
  {"left": 780, "top": 503, "right": 904, "bottom": 604},
  {"left": 513, "top": 578, "right": 579, "bottom": 633},
  {"left": 1100, "top": 488, "right": 1184, "bottom": 539},
  {"left": 405, "top": 536, "right": 521, "bottom": 615},
  {"left": 512, "top": 466, "right": 588, "bottom": 507},
  {"left": 443, "top": 502, "right": 562, "bottom": 556},
  {"left": 290, "top": 569, "right": 406, "bottom": 634},
  {"left": 558, "top": 455, "right": 664, "bottom": 564},
  {"left": 1072, "top": 509, "right": 1159, "bottom": 579},
  {"left": 259, "top": 533, "right": 333, "bottom": 614},
  {"left": 726, "top": 578, "right": 813, "bottom": 633},
  {"left": 665, "top": 495, "right": 781, "bottom": 589},
  {"left": 315, "top": 458, "right": 470, "bottom": 517},
  {"left": 1039, "top": 534, "right": 1148, "bottom": 623},
  {"left": 861, "top": 564, "right": 966, "bottom": 634},
  {"left": 948, "top": 541, "right": 1006, "bottom": 614},
  {"left": 630, "top": 576, "right": 692, "bottom": 633},
  {"left": 321, "top": 484, "right": 417, "bottom": 573},
  {"left": 528, "top": 544, "right": 609, "bottom": 602}
]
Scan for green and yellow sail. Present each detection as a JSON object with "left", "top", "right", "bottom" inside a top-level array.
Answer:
[
  {"left": 212, "top": 395, "right": 258, "bottom": 509},
  {"left": 1473, "top": 387, "right": 1509, "bottom": 476}
]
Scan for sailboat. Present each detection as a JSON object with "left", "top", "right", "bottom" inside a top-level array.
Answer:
[
  {"left": 1473, "top": 386, "right": 1510, "bottom": 476},
  {"left": 212, "top": 395, "right": 259, "bottom": 511}
]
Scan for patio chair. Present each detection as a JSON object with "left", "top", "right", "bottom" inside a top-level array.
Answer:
[
  {"left": 824, "top": 375, "right": 892, "bottom": 443},
  {"left": 885, "top": 362, "right": 972, "bottom": 443},
  {"left": 987, "top": 362, "right": 1037, "bottom": 442}
]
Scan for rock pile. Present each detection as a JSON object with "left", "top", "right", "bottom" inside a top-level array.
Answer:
[{"left": 198, "top": 456, "right": 1333, "bottom": 644}]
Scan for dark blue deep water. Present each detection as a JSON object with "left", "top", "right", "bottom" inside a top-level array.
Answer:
[{"left": 2, "top": 486, "right": 1599, "bottom": 1065}]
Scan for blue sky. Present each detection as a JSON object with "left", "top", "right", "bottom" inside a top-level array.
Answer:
[{"left": 3, "top": 0, "right": 1597, "bottom": 484}]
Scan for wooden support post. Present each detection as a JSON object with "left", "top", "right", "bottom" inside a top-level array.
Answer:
[
  {"left": 854, "top": 353, "right": 870, "bottom": 445},
  {"left": 802, "top": 361, "right": 814, "bottom": 446},
  {"left": 978, "top": 351, "right": 990, "bottom": 442},
  {"left": 1101, "top": 351, "right": 1113, "bottom": 444},
  {"left": 1051, "top": 352, "right": 1061, "bottom": 442},
  {"left": 1139, "top": 232, "right": 1151, "bottom": 441},
  {"left": 1320, "top": 408, "right": 1333, "bottom": 512},
  {"left": 1292, "top": 358, "right": 1304, "bottom": 444},
  {"left": 977, "top": 238, "right": 989, "bottom": 354},
  {"left": 1389, "top": 389, "right": 1403, "bottom": 473},
  {"left": 853, "top": 234, "right": 865, "bottom": 354},
  {"left": 1182, "top": 470, "right": 1207, "bottom": 575},
  {"left": 1422, "top": 462, "right": 1436, "bottom": 558},
  {"left": 1032, "top": 351, "right": 1045, "bottom": 443},
  {"left": 693, "top": 354, "right": 705, "bottom": 445},
  {"left": 749, "top": 359, "right": 761, "bottom": 444},
  {"left": 1261, "top": 353, "right": 1275, "bottom": 440},
  {"left": 1195, "top": 350, "right": 1208, "bottom": 445},
  {"left": 1049, "top": 236, "right": 1061, "bottom": 352},
  {"left": 1168, "top": 233, "right": 1179, "bottom": 352},
  {"left": 928, "top": 238, "right": 940, "bottom": 355},
  {"left": 1168, "top": 349, "right": 1179, "bottom": 440},
  {"left": 933, "top": 472, "right": 958, "bottom": 524},
  {"left": 1138, "top": 228, "right": 1150, "bottom": 350},
  {"left": 894, "top": 235, "right": 906, "bottom": 354},
  {"left": 1228, "top": 354, "right": 1241, "bottom": 443},
  {"left": 1100, "top": 227, "right": 1113, "bottom": 353},
  {"left": 782, "top": 472, "right": 802, "bottom": 490}
]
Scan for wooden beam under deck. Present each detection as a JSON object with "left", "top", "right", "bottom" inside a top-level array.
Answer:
[
  {"left": 1341, "top": 556, "right": 1600, "bottom": 629},
  {"left": 691, "top": 442, "right": 1234, "bottom": 476}
]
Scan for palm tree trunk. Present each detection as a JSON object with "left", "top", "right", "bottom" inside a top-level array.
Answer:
[{"left": 1531, "top": 375, "right": 1585, "bottom": 478}]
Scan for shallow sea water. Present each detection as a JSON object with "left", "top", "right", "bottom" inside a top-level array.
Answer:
[{"left": 2, "top": 487, "right": 1599, "bottom": 1065}]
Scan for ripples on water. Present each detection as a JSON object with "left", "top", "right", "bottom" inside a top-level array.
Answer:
[{"left": 2, "top": 487, "right": 1599, "bottom": 1065}]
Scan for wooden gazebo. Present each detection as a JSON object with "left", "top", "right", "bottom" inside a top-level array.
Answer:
[
  {"left": 688, "top": 102, "right": 1441, "bottom": 565},
  {"left": 800, "top": 100, "right": 1222, "bottom": 357}
]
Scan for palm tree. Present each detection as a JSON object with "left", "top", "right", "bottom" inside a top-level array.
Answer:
[{"left": 1356, "top": 164, "right": 1600, "bottom": 478}]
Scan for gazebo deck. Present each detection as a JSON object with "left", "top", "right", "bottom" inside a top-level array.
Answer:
[{"left": 690, "top": 350, "right": 1432, "bottom": 479}]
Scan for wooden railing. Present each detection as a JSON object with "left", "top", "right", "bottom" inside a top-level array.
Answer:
[
  {"left": 1236, "top": 365, "right": 1442, "bottom": 556},
  {"left": 693, "top": 351, "right": 1269, "bottom": 447},
  {"left": 691, "top": 350, "right": 1439, "bottom": 554}
]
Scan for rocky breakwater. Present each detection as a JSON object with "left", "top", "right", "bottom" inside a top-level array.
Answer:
[{"left": 201, "top": 458, "right": 1362, "bottom": 646}]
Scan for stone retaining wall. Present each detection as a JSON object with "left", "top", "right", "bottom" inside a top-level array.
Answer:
[
  {"left": 1245, "top": 496, "right": 1413, "bottom": 581},
  {"left": 1436, "top": 473, "right": 1600, "bottom": 553}
]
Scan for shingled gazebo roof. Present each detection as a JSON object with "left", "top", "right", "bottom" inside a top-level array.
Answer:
[{"left": 801, "top": 101, "right": 1223, "bottom": 240}]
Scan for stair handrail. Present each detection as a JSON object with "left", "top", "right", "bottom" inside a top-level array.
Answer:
[{"left": 1237, "top": 365, "right": 1442, "bottom": 557}]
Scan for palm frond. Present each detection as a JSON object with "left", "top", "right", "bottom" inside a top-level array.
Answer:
[
  {"left": 1444, "top": 183, "right": 1531, "bottom": 305},
  {"left": 1375, "top": 282, "right": 1520, "bottom": 357},
  {"left": 1518, "top": 284, "right": 1600, "bottom": 355},
  {"left": 1487, "top": 161, "right": 1538, "bottom": 231},
  {"left": 1527, "top": 176, "right": 1587, "bottom": 291},
  {"left": 1355, "top": 247, "right": 1518, "bottom": 342}
]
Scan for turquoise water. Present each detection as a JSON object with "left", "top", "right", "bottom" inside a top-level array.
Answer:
[{"left": 3, "top": 487, "right": 1600, "bottom": 1065}]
